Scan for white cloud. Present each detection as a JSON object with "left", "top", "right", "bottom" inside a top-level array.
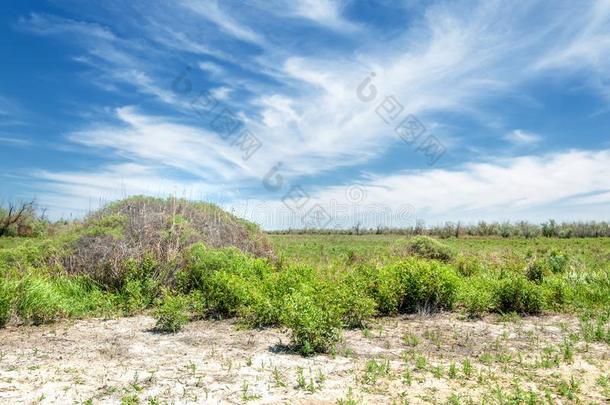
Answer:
[
  {"left": 504, "top": 129, "right": 542, "bottom": 146},
  {"left": 237, "top": 148, "right": 610, "bottom": 229},
  {"left": 34, "top": 163, "right": 219, "bottom": 218},
  {"left": 15, "top": 1, "right": 610, "bottom": 225},
  {"left": 178, "top": 0, "right": 264, "bottom": 45},
  {"left": 292, "top": 0, "right": 358, "bottom": 31},
  {"left": 534, "top": 0, "right": 610, "bottom": 97},
  {"left": 17, "top": 12, "right": 116, "bottom": 41},
  {"left": 210, "top": 86, "right": 232, "bottom": 101},
  {"left": 66, "top": 106, "right": 263, "bottom": 182},
  {"left": 199, "top": 61, "right": 224, "bottom": 76}
]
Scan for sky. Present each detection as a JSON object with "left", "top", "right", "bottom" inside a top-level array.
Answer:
[{"left": 1, "top": 0, "right": 610, "bottom": 229}]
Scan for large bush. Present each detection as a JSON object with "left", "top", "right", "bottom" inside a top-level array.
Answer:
[
  {"left": 62, "top": 196, "right": 275, "bottom": 289},
  {"left": 373, "top": 258, "right": 459, "bottom": 314},
  {"left": 395, "top": 236, "right": 455, "bottom": 262},
  {"left": 493, "top": 275, "right": 544, "bottom": 315}
]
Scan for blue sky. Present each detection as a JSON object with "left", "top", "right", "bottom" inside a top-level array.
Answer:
[{"left": 1, "top": 0, "right": 610, "bottom": 229}]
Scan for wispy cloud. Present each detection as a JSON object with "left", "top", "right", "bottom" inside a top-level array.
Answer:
[
  {"left": 504, "top": 129, "right": 542, "bottom": 146},
  {"left": 178, "top": 0, "right": 265, "bottom": 45},
  {"left": 0, "top": 135, "right": 31, "bottom": 147}
]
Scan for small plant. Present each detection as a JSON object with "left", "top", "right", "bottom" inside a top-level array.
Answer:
[
  {"left": 241, "top": 381, "right": 261, "bottom": 401},
  {"left": 415, "top": 355, "right": 427, "bottom": 371},
  {"left": 556, "top": 375, "right": 581, "bottom": 400},
  {"left": 337, "top": 387, "right": 358, "bottom": 405},
  {"left": 295, "top": 367, "right": 321, "bottom": 393},
  {"left": 403, "top": 332, "right": 420, "bottom": 347},
  {"left": 561, "top": 340, "right": 574, "bottom": 363},
  {"left": 402, "top": 369, "right": 412, "bottom": 386},
  {"left": 462, "top": 358, "right": 472, "bottom": 377},
  {"left": 154, "top": 294, "right": 189, "bottom": 333},
  {"left": 272, "top": 367, "right": 286, "bottom": 387},
  {"left": 431, "top": 364, "right": 443, "bottom": 378},
  {"left": 121, "top": 393, "right": 140, "bottom": 405},
  {"left": 280, "top": 289, "right": 343, "bottom": 355},
  {"left": 526, "top": 259, "right": 547, "bottom": 283},
  {"left": 546, "top": 250, "right": 569, "bottom": 274},
  {"left": 448, "top": 363, "right": 457, "bottom": 379},
  {"left": 362, "top": 358, "right": 391, "bottom": 385}
]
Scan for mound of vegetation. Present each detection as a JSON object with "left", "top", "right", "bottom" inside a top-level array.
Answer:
[
  {"left": 393, "top": 236, "right": 456, "bottom": 262},
  {"left": 62, "top": 196, "right": 274, "bottom": 288}
]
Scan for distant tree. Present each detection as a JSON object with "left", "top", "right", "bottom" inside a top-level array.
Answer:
[{"left": 0, "top": 200, "right": 35, "bottom": 237}]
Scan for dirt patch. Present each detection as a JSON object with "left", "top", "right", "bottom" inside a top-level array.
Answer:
[{"left": 0, "top": 314, "right": 608, "bottom": 404}]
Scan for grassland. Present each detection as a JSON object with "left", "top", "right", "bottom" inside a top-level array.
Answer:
[{"left": 1, "top": 218, "right": 609, "bottom": 403}]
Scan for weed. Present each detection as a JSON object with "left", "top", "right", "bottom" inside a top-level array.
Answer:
[{"left": 362, "top": 358, "right": 391, "bottom": 385}]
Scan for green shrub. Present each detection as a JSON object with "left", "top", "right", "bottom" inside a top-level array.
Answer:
[
  {"left": 458, "top": 277, "right": 494, "bottom": 318},
  {"left": 0, "top": 278, "right": 16, "bottom": 327},
  {"left": 280, "top": 288, "right": 343, "bottom": 355},
  {"left": 542, "top": 277, "right": 572, "bottom": 311},
  {"left": 154, "top": 294, "right": 190, "bottom": 333},
  {"left": 454, "top": 254, "right": 483, "bottom": 276},
  {"left": 547, "top": 250, "right": 570, "bottom": 274},
  {"left": 390, "top": 258, "right": 460, "bottom": 313},
  {"left": 17, "top": 276, "right": 66, "bottom": 325},
  {"left": 526, "top": 259, "right": 547, "bottom": 283},
  {"left": 119, "top": 278, "right": 156, "bottom": 315},
  {"left": 204, "top": 271, "right": 256, "bottom": 318},
  {"left": 332, "top": 272, "right": 377, "bottom": 328},
  {"left": 493, "top": 275, "right": 544, "bottom": 315},
  {"left": 400, "top": 236, "right": 455, "bottom": 262},
  {"left": 370, "top": 264, "right": 402, "bottom": 315},
  {"left": 179, "top": 244, "right": 279, "bottom": 322}
]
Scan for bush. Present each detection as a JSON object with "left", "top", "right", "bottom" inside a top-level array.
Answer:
[
  {"left": 370, "top": 264, "right": 402, "bottom": 315},
  {"left": 454, "top": 254, "right": 483, "bottom": 276},
  {"left": 542, "top": 277, "right": 572, "bottom": 311},
  {"left": 280, "top": 288, "right": 343, "bottom": 355},
  {"left": 332, "top": 272, "right": 377, "bottom": 328},
  {"left": 526, "top": 259, "right": 547, "bottom": 283},
  {"left": 493, "top": 275, "right": 544, "bottom": 315},
  {"left": 63, "top": 196, "right": 275, "bottom": 288},
  {"left": 154, "top": 294, "right": 190, "bottom": 333},
  {"left": 0, "top": 278, "right": 16, "bottom": 327},
  {"left": 371, "top": 259, "right": 459, "bottom": 314},
  {"left": 458, "top": 277, "right": 494, "bottom": 318},
  {"left": 180, "top": 244, "right": 275, "bottom": 320},
  {"left": 399, "top": 236, "right": 455, "bottom": 262},
  {"left": 547, "top": 250, "right": 570, "bottom": 274}
]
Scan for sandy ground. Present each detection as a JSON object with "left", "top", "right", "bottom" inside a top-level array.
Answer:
[{"left": 0, "top": 313, "right": 608, "bottom": 404}]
